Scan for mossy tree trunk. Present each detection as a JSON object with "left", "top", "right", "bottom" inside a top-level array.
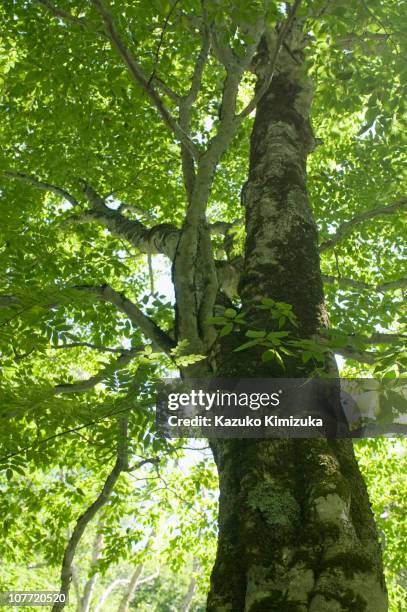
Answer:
[{"left": 207, "top": 32, "right": 387, "bottom": 612}]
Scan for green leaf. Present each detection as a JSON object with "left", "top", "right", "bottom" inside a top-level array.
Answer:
[
  {"left": 233, "top": 339, "right": 261, "bottom": 352},
  {"left": 219, "top": 322, "right": 233, "bottom": 337},
  {"left": 245, "top": 330, "right": 266, "bottom": 339}
]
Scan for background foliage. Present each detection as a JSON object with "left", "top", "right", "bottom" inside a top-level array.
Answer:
[{"left": 0, "top": 0, "right": 406, "bottom": 610}]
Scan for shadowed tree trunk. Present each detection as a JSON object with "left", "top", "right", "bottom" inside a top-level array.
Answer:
[{"left": 207, "top": 28, "right": 387, "bottom": 612}]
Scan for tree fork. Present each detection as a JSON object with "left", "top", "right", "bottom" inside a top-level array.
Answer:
[{"left": 207, "top": 28, "right": 387, "bottom": 612}]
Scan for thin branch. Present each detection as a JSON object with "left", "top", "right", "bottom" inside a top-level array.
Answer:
[
  {"left": 378, "top": 277, "right": 407, "bottom": 292},
  {"left": 178, "top": 20, "right": 211, "bottom": 198},
  {"left": 334, "top": 348, "right": 376, "bottom": 365},
  {"left": 136, "top": 570, "right": 159, "bottom": 586},
  {"left": 53, "top": 418, "right": 129, "bottom": 611},
  {"left": 237, "top": 0, "right": 303, "bottom": 120},
  {"left": 0, "top": 397, "right": 151, "bottom": 464},
  {"left": 147, "top": 0, "right": 181, "bottom": 86},
  {"left": 180, "top": 558, "right": 198, "bottom": 612},
  {"left": 364, "top": 332, "right": 406, "bottom": 344},
  {"left": 209, "top": 218, "right": 242, "bottom": 235},
  {"left": 152, "top": 75, "right": 180, "bottom": 103},
  {"left": 54, "top": 351, "right": 137, "bottom": 394},
  {"left": 126, "top": 457, "right": 160, "bottom": 472},
  {"left": 3, "top": 170, "right": 79, "bottom": 207},
  {"left": 320, "top": 329, "right": 406, "bottom": 345},
  {"left": 183, "top": 23, "right": 211, "bottom": 107},
  {"left": 54, "top": 341, "right": 144, "bottom": 354},
  {"left": 322, "top": 274, "right": 407, "bottom": 292},
  {"left": 91, "top": 0, "right": 199, "bottom": 161},
  {"left": 36, "top": 0, "right": 87, "bottom": 28},
  {"left": 319, "top": 197, "right": 407, "bottom": 251}
]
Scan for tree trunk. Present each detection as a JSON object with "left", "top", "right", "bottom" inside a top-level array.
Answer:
[
  {"left": 207, "top": 31, "right": 387, "bottom": 612},
  {"left": 117, "top": 565, "right": 143, "bottom": 612}
]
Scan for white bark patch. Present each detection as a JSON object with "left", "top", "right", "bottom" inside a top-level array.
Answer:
[{"left": 314, "top": 493, "right": 350, "bottom": 524}]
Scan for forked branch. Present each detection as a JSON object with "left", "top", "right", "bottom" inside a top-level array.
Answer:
[{"left": 91, "top": 0, "right": 199, "bottom": 161}]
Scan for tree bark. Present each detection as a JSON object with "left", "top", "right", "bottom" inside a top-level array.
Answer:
[{"left": 207, "top": 29, "right": 387, "bottom": 612}]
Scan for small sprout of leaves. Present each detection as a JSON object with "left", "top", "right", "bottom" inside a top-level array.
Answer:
[
  {"left": 257, "top": 298, "right": 298, "bottom": 328},
  {"left": 170, "top": 340, "right": 205, "bottom": 366},
  {"left": 206, "top": 309, "right": 245, "bottom": 337}
]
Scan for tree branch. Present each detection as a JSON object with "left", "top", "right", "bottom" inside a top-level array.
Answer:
[
  {"left": 364, "top": 332, "right": 406, "bottom": 344},
  {"left": 53, "top": 418, "right": 129, "bottom": 611},
  {"left": 319, "top": 197, "right": 407, "bottom": 251},
  {"left": 74, "top": 285, "right": 174, "bottom": 354},
  {"left": 151, "top": 75, "right": 181, "bottom": 103},
  {"left": 317, "top": 330, "right": 406, "bottom": 366},
  {"left": 54, "top": 351, "right": 138, "bottom": 394},
  {"left": 36, "top": 0, "right": 88, "bottom": 28},
  {"left": 322, "top": 274, "right": 407, "bottom": 292},
  {"left": 117, "top": 565, "right": 143, "bottom": 612},
  {"left": 3, "top": 171, "right": 177, "bottom": 258},
  {"left": 320, "top": 329, "right": 406, "bottom": 346},
  {"left": 334, "top": 347, "right": 376, "bottom": 365},
  {"left": 54, "top": 341, "right": 143, "bottom": 354},
  {"left": 0, "top": 284, "right": 174, "bottom": 354},
  {"left": 70, "top": 182, "right": 180, "bottom": 259},
  {"left": 91, "top": 0, "right": 199, "bottom": 161},
  {"left": 93, "top": 579, "right": 130, "bottom": 612},
  {"left": 180, "top": 557, "right": 198, "bottom": 612},
  {"left": 3, "top": 170, "right": 79, "bottom": 207},
  {"left": 178, "top": 21, "right": 211, "bottom": 199},
  {"left": 237, "top": 0, "right": 303, "bottom": 120}
]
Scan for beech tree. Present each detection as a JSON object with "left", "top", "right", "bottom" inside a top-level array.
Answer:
[{"left": 0, "top": 1, "right": 405, "bottom": 611}]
